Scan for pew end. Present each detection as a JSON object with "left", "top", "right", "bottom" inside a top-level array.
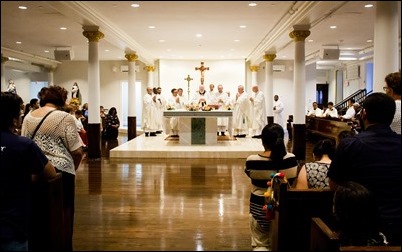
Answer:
[{"left": 271, "top": 177, "right": 335, "bottom": 251}]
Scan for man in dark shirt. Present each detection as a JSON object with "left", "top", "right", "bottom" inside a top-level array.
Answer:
[{"left": 328, "top": 92, "right": 401, "bottom": 246}]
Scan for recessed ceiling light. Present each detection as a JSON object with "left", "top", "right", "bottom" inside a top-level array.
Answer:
[
  {"left": 364, "top": 4, "right": 373, "bottom": 8},
  {"left": 330, "top": 25, "right": 337, "bottom": 29},
  {"left": 131, "top": 3, "right": 140, "bottom": 8},
  {"left": 308, "top": 39, "right": 314, "bottom": 42},
  {"left": 196, "top": 34, "right": 202, "bottom": 38},
  {"left": 249, "top": 3, "right": 257, "bottom": 7},
  {"left": 18, "top": 6, "right": 27, "bottom": 10},
  {"left": 159, "top": 40, "right": 165, "bottom": 43},
  {"left": 239, "top": 25, "right": 247, "bottom": 28},
  {"left": 366, "top": 39, "right": 373, "bottom": 43},
  {"left": 234, "top": 39, "right": 240, "bottom": 42},
  {"left": 16, "top": 41, "right": 22, "bottom": 44},
  {"left": 148, "top": 26, "right": 156, "bottom": 29},
  {"left": 60, "top": 27, "right": 67, "bottom": 30},
  {"left": 105, "top": 49, "right": 110, "bottom": 52},
  {"left": 44, "top": 50, "right": 49, "bottom": 53}
]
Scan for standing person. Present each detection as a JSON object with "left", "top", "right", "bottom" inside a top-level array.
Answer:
[
  {"left": 166, "top": 88, "right": 181, "bottom": 137},
  {"left": 104, "top": 107, "right": 120, "bottom": 140},
  {"left": 192, "top": 84, "right": 209, "bottom": 107},
  {"left": 21, "top": 85, "right": 83, "bottom": 251},
  {"left": 244, "top": 123, "right": 298, "bottom": 251},
  {"left": 383, "top": 71, "right": 401, "bottom": 134},
  {"left": 216, "top": 84, "right": 230, "bottom": 136},
  {"left": 232, "top": 85, "right": 250, "bottom": 138},
  {"left": 80, "top": 103, "right": 89, "bottom": 130},
  {"left": 154, "top": 87, "right": 166, "bottom": 134},
  {"left": 295, "top": 139, "right": 335, "bottom": 189},
  {"left": 249, "top": 84, "right": 267, "bottom": 138},
  {"left": 206, "top": 83, "right": 217, "bottom": 104},
  {"left": 177, "top": 87, "right": 189, "bottom": 107},
  {"left": 328, "top": 92, "right": 401, "bottom": 246},
  {"left": 322, "top": 101, "right": 338, "bottom": 118},
  {"left": 141, "top": 86, "right": 158, "bottom": 137},
  {"left": 273, "top": 95, "right": 284, "bottom": 127},
  {"left": 1, "top": 92, "right": 57, "bottom": 251}
]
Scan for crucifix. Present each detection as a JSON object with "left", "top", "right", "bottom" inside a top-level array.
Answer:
[
  {"left": 184, "top": 74, "right": 193, "bottom": 101},
  {"left": 195, "top": 62, "right": 209, "bottom": 85}
]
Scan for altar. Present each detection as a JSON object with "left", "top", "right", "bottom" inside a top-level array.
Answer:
[{"left": 163, "top": 110, "right": 232, "bottom": 145}]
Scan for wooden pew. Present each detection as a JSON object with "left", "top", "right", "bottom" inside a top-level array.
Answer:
[
  {"left": 306, "top": 116, "right": 353, "bottom": 145},
  {"left": 310, "top": 217, "right": 401, "bottom": 251},
  {"left": 29, "top": 173, "right": 64, "bottom": 251},
  {"left": 271, "top": 177, "right": 335, "bottom": 251}
]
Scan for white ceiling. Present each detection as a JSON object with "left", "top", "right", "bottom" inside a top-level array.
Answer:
[{"left": 1, "top": 1, "right": 399, "bottom": 69}]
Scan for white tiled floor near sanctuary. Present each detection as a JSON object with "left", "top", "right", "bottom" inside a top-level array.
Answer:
[{"left": 110, "top": 133, "right": 264, "bottom": 159}]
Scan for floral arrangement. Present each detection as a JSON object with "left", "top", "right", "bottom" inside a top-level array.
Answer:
[
  {"left": 186, "top": 104, "right": 200, "bottom": 111},
  {"left": 166, "top": 105, "right": 175, "bottom": 110},
  {"left": 201, "top": 105, "right": 213, "bottom": 111},
  {"left": 69, "top": 97, "right": 81, "bottom": 108}
]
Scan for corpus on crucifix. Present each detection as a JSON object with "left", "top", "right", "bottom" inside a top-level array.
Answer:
[
  {"left": 184, "top": 74, "right": 193, "bottom": 101},
  {"left": 195, "top": 62, "right": 209, "bottom": 85}
]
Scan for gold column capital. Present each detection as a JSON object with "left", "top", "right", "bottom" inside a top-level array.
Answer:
[
  {"left": 82, "top": 30, "right": 104, "bottom": 42},
  {"left": 263, "top": 54, "right": 276, "bottom": 62},
  {"left": 125, "top": 53, "right": 138, "bottom": 62},
  {"left": 144, "top": 65, "right": 155, "bottom": 72},
  {"left": 249, "top": 65, "right": 259, "bottom": 72},
  {"left": 44, "top": 66, "right": 57, "bottom": 72},
  {"left": 1, "top": 56, "right": 9, "bottom": 63},
  {"left": 289, "top": 30, "right": 311, "bottom": 42}
]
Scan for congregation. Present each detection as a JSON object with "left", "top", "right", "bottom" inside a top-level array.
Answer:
[{"left": 1, "top": 71, "right": 400, "bottom": 251}]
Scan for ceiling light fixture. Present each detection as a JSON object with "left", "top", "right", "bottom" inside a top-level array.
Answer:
[
  {"left": 18, "top": 6, "right": 27, "bottom": 10},
  {"left": 131, "top": 3, "right": 140, "bottom": 8},
  {"left": 196, "top": 34, "right": 202, "bottom": 38},
  {"left": 249, "top": 3, "right": 257, "bottom": 7},
  {"left": 330, "top": 25, "right": 337, "bottom": 29}
]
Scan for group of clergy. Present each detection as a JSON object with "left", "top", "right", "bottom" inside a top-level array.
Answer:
[{"left": 142, "top": 83, "right": 281, "bottom": 138}]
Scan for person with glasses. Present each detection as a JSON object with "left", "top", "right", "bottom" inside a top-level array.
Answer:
[{"left": 383, "top": 71, "right": 401, "bottom": 134}]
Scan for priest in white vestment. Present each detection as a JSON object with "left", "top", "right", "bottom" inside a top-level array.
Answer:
[
  {"left": 216, "top": 84, "right": 230, "bottom": 136},
  {"left": 273, "top": 94, "right": 284, "bottom": 127},
  {"left": 166, "top": 88, "right": 182, "bottom": 137},
  {"left": 141, "top": 87, "right": 159, "bottom": 136},
  {"left": 249, "top": 84, "right": 267, "bottom": 138},
  {"left": 192, "top": 84, "right": 209, "bottom": 107},
  {"left": 154, "top": 87, "right": 166, "bottom": 134},
  {"left": 232, "top": 85, "right": 250, "bottom": 137}
]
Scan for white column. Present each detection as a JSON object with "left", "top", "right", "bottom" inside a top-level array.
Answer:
[
  {"left": 47, "top": 67, "right": 55, "bottom": 86},
  {"left": 83, "top": 29, "right": 104, "bottom": 124},
  {"left": 125, "top": 54, "right": 138, "bottom": 117},
  {"left": 1, "top": 56, "right": 8, "bottom": 91},
  {"left": 289, "top": 29, "right": 310, "bottom": 124},
  {"left": 263, "top": 54, "right": 276, "bottom": 118},
  {"left": 373, "top": 1, "right": 399, "bottom": 92},
  {"left": 145, "top": 66, "right": 155, "bottom": 87}
]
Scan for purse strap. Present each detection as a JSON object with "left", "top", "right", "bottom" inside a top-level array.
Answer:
[{"left": 30, "top": 110, "right": 56, "bottom": 139}]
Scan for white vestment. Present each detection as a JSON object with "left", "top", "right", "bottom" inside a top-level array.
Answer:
[
  {"left": 233, "top": 91, "right": 250, "bottom": 135},
  {"left": 216, "top": 91, "right": 230, "bottom": 132},
  {"left": 166, "top": 95, "right": 182, "bottom": 135},
  {"left": 250, "top": 90, "right": 267, "bottom": 135},
  {"left": 141, "top": 93, "right": 159, "bottom": 133},
  {"left": 155, "top": 94, "right": 166, "bottom": 132},
  {"left": 192, "top": 90, "right": 209, "bottom": 106},
  {"left": 273, "top": 100, "right": 284, "bottom": 127}
]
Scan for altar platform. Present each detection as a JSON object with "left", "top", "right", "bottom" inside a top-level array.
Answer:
[{"left": 109, "top": 132, "right": 264, "bottom": 160}]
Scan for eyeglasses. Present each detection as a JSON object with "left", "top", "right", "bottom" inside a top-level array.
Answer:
[{"left": 383, "top": 86, "right": 389, "bottom": 91}]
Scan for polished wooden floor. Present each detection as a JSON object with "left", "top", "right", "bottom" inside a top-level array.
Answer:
[{"left": 73, "top": 134, "right": 314, "bottom": 251}]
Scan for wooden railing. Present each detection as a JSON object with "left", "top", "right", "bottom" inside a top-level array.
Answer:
[{"left": 335, "top": 89, "right": 367, "bottom": 115}]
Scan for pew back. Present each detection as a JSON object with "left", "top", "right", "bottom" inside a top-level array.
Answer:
[
  {"left": 271, "top": 177, "right": 335, "bottom": 251},
  {"left": 29, "top": 173, "right": 64, "bottom": 251},
  {"left": 306, "top": 116, "right": 352, "bottom": 145}
]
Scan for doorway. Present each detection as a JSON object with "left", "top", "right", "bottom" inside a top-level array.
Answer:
[{"left": 316, "top": 83, "right": 328, "bottom": 108}]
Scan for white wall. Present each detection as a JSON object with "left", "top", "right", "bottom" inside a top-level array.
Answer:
[{"left": 159, "top": 59, "right": 246, "bottom": 101}]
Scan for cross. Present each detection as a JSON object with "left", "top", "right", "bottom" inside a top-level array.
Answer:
[
  {"left": 195, "top": 62, "right": 209, "bottom": 85},
  {"left": 184, "top": 74, "right": 193, "bottom": 101}
]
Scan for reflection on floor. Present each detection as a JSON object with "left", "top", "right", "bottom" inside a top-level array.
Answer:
[{"left": 109, "top": 133, "right": 266, "bottom": 159}]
